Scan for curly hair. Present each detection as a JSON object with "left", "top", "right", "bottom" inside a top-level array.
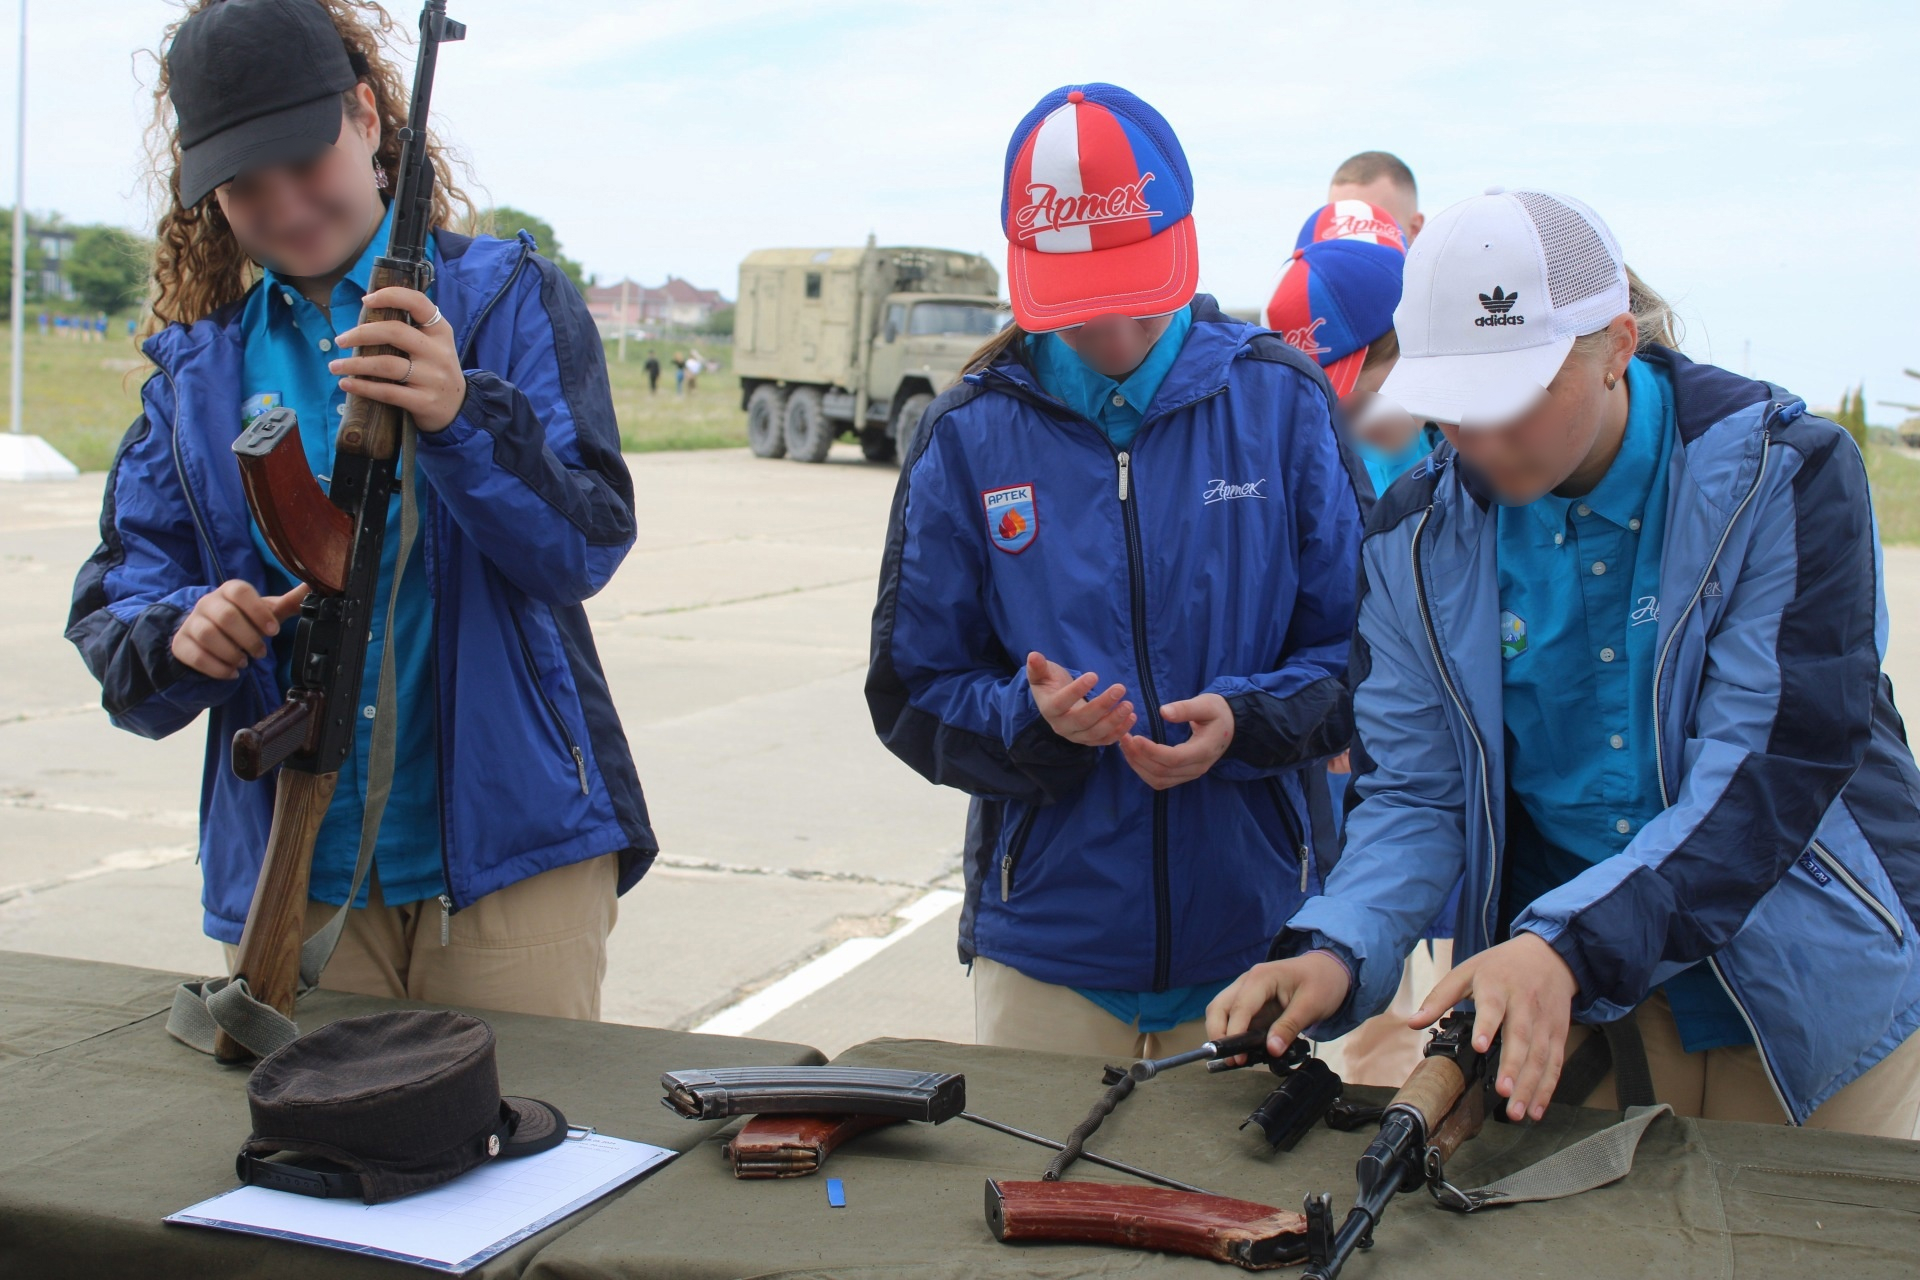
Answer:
[{"left": 139, "top": 0, "right": 479, "bottom": 336}]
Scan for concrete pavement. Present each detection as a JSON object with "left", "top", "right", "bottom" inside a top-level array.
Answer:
[{"left": 4, "top": 445, "right": 1919, "bottom": 1059}]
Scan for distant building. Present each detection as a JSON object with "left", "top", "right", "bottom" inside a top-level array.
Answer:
[
  {"left": 586, "top": 275, "right": 730, "bottom": 334},
  {"left": 33, "top": 225, "right": 75, "bottom": 301}
]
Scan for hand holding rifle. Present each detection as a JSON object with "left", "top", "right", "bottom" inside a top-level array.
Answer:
[{"left": 331, "top": 285, "right": 465, "bottom": 432}]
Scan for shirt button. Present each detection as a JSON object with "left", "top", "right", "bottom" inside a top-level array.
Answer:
[
  {"left": 1615, "top": 818, "right": 1632, "bottom": 834},
  {"left": 1592, "top": 561, "right": 1608, "bottom": 575},
  {"left": 361, "top": 705, "right": 376, "bottom": 720},
  {"left": 337, "top": 404, "right": 347, "bottom": 415},
  {"left": 281, "top": 291, "right": 295, "bottom": 305},
  {"left": 1553, "top": 533, "right": 1565, "bottom": 546},
  {"left": 1610, "top": 733, "right": 1625, "bottom": 749},
  {"left": 1599, "top": 647, "right": 1616, "bottom": 662},
  {"left": 318, "top": 338, "right": 333, "bottom": 352},
  {"left": 1628, "top": 517, "right": 1642, "bottom": 531},
  {"left": 1576, "top": 503, "right": 1592, "bottom": 517},
  {"left": 1110, "top": 393, "right": 1126, "bottom": 407}
]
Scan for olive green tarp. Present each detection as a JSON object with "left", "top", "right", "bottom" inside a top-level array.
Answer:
[{"left": 4, "top": 952, "right": 1918, "bottom": 1279}]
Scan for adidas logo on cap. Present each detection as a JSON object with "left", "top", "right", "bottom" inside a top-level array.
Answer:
[{"left": 1474, "top": 285, "right": 1524, "bottom": 326}]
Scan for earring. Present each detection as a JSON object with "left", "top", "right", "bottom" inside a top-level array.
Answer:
[
  {"left": 1604, "top": 371, "right": 1618, "bottom": 390},
  {"left": 373, "top": 161, "right": 389, "bottom": 190}
]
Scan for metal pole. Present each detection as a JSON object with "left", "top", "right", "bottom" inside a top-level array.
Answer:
[
  {"left": 8, "top": 0, "right": 25, "bottom": 435},
  {"left": 617, "top": 277, "right": 629, "bottom": 363}
]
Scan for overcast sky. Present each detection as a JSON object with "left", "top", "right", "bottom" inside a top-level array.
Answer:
[{"left": 10, "top": 0, "right": 1918, "bottom": 420}]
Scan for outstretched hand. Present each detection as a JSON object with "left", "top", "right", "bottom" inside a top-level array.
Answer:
[
  {"left": 1027, "top": 651, "right": 1135, "bottom": 747},
  {"left": 1410, "top": 931, "right": 1579, "bottom": 1122}
]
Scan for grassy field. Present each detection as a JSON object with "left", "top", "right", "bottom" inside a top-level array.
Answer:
[
  {"left": 0, "top": 325, "right": 747, "bottom": 470},
  {"left": 9, "top": 319, "right": 1920, "bottom": 546},
  {"left": 601, "top": 336, "right": 746, "bottom": 453}
]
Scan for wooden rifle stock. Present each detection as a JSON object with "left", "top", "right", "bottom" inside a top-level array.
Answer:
[
  {"left": 213, "top": 769, "right": 337, "bottom": 1061},
  {"left": 987, "top": 1180, "right": 1307, "bottom": 1271}
]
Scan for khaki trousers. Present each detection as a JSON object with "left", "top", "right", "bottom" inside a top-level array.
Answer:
[
  {"left": 1317, "top": 940, "right": 1455, "bottom": 1088},
  {"left": 226, "top": 853, "right": 619, "bottom": 1022},
  {"left": 1567, "top": 989, "right": 1920, "bottom": 1139},
  {"left": 973, "top": 955, "right": 1211, "bottom": 1059}
]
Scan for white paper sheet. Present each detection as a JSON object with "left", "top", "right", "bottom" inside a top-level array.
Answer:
[{"left": 166, "top": 1132, "right": 673, "bottom": 1273}]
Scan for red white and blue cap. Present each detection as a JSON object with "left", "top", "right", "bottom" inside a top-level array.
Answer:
[
  {"left": 1001, "top": 83, "right": 1198, "bottom": 332},
  {"left": 1294, "top": 198, "right": 1406, "bottom": 252},
  {"left": 1262, "top": 202, "right": 1406, "bottom": 397}
]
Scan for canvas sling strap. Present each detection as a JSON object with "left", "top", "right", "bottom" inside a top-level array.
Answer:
[
  {"left": 1426, "top": 1104, "right": 1673, "bottom": 1212},
  {"left": 168, "top": 426, "right": 420, "bottom": 1059}
]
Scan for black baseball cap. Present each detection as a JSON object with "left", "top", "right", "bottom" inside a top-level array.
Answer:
[
  {"left": 237, "top": 1010, "right": 569, "bottom": 1204},
  {"left": 167, "top": 0, "right": 363, "bottom": 208}
]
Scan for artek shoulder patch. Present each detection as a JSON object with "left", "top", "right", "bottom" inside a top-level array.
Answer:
[{"left": 982, "top": 483, "right": 1038, "bottom": 554}]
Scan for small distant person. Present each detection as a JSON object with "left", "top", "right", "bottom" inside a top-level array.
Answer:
[
  {"left": 643, "top": 352, "right": 661, "bottom": 393},
  {"left": 685, "top": 351, "right": 702, "bottom": 394},
  {"left": 36, "top": 311, "right": 47, "bottom": 336},
  {"left": 672, "top": 350, "right": 686, "bottom": 394},
  {"left": 1327, "top": 151, "right": 1423, "bottom": 243}
]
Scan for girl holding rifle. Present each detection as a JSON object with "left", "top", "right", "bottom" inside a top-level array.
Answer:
[{"left": 68, "top": 0, "right": 655, "bottom": 1018}]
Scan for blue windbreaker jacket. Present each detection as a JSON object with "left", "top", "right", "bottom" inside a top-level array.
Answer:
[
  {"left": 66, "top": 229, "right": 658, "bottom": 943},
  {"left": 868, "top": 297, "right": 1369, "bottom": 993},
  {"left": 1281, "top": 347, "right": 1920, "bottom": 1122}
]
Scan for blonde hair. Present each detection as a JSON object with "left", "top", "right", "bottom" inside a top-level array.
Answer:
[
  {"left": 1571, "top": 265, "right": 1678, "bottom": 359},
  {"left": 139, "top": 0, "right": 478, "bottom": 337}
]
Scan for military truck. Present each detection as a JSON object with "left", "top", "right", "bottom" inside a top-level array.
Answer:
[{"left": 734, "top": 239, "right": 1005, "bottom": 463}]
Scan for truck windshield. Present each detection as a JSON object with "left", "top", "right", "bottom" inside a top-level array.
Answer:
[{"left": 907, "top": 303, "right": 1007, "bottom": 337}]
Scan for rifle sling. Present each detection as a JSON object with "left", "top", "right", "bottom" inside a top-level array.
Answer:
[
  {"left": 1552, "top": 1009, "right": 1657, "bottom": 1110},
  {"left": 168, "top": 423, "right": 419, "bottom": 1059},
  {"left": 1426, "top": 1104, "right": 1672, "bottom": 1212}
]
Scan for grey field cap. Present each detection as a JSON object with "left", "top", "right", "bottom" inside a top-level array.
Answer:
[{"left": 167, "top": 0, "right": 361, "bottom": 207}]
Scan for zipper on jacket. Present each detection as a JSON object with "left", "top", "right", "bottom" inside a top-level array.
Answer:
[
  {"left": 159, "top": 368, "right": 229, "bottom": 587},
  {"left": 1266, "top": 778, "right": 1311, "bottom": 892},
  {"left": 510, "top": 605, "right": 591, "bottom": 796},
  {"left": 1810, "top": 839, "right": 1905, "bottom": 940},
  {"left": 1410, "top": 506, "right": 1499, "bottom": 950},
  {"left": 998, "top": 806, "right": 1041, "bottom": 902},
  {"left": 1115, "top": 448, "right": 1174, "bottom": 990},
  {"left": 438, "top": 893, "right": 452, "bottom": 946},
  {"left": 1650, "top": 426, "right": 1787, "bottom": 1112}
]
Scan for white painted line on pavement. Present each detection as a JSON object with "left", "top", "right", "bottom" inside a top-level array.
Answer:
[
  {"left": 0, "top": 843, "right": 197, "bottom": 905},
  {"left": 693, "top": 888, "right": 963, "bottom": 1037}
]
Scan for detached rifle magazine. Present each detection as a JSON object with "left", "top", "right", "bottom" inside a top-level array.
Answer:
[
  {"left": 660, "top": 1066, "right": 966, "bottom": 1123},
  {"left": 986, "top": 1179, "right": 1308, "bottom": 1271}
]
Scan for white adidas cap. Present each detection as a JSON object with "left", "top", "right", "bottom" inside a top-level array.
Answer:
[{"left": 1381, "top": 188, "right": 1629, "bottom": 428}]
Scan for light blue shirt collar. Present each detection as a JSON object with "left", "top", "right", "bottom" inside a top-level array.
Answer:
[{"left": 1026, "top": 306, "right": 1194, "bottom": 445}]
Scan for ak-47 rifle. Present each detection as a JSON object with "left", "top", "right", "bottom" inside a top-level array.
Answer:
[
  {"left": 1300, "top": 1011, "right": 1491, "bottom": 1279},
  {"left": 215, "top": 1, "right": 465, "bottom": 1062}
]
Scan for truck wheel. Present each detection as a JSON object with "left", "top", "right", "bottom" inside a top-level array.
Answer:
[
  {"left": 746, "top": 385, "right": 788, "bottom": 458},
  {"left": 858, "top": 425, "right": 896, "bottom": 463},
  {"left": 893, "top": 393, "right": 935, "bottom": 464},
  {"left": 784, "top": 388, "right": 834, "bottom": 463}
]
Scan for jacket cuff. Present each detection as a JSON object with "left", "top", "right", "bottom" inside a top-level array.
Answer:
[
  {"left": 420, "top": 376, "right": 483, "bottom": 447},
  {"left": 1006, "top": 713, "right": 1098, "bottom": 804},
  {"left": 1218, "top": 676, "right": 1352, "bottom": 769}
]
